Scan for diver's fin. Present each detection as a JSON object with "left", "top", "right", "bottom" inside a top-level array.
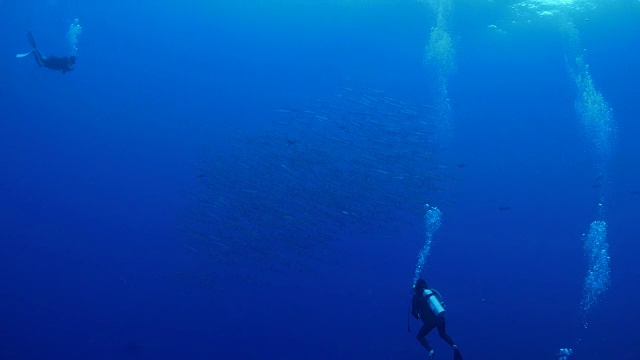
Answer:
[
  {"left": 27, "top": 32, "right": 37, "bottom": 49},
  {"left": 453, "top": 347, "right": 464, "bottom": 360},
  {"left": 16, "top": 51, "right": 33, "bottom": 58}
]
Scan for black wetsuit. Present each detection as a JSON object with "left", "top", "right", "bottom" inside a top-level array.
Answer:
[
  {"left": 42, "top": 55, "right": 75, "bottom": 73},
  {"left": 33, "top": 49, "right": 76, "bottom": 73},
  {"left": 26, "top": 32, "right": 76, "bottom": 73},
  {"left": 412, "top": 289, "right": 456, "bottom": 352}
]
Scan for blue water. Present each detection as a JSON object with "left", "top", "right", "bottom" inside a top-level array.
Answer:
[{"left": 2, "top": 1, "right": 639, "bottom": 359}]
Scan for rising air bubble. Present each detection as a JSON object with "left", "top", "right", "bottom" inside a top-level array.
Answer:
[
  {"left": 67, "top": 18, "right": 82, "bottom": 56},
  {"left": 413, "top": 204, "right": 442, "bottom": 284},
  {"left": 581, "top": 220, "right": 610, "bottom": 314}
]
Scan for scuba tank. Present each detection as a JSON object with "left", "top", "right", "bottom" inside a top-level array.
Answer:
[{"left": 423, "top": 289, "right": 445, "bottom": 317}]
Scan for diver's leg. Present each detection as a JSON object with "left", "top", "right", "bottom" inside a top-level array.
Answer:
[
  {"left": 436, "top": 317, "right": 456, "bottom": 347},
  {"left": 27, "top": 32, "right": 38, "bottom": 49},
  {"left": 416, "top": 322, "right": 436, "bottom": 353},
  {"left": 17, "top": 32, "right": 39, "bottom": 60},
  {"left": 24, "top": 32, "right": 44, "bottom": 66},
  {"left": 32, "top": 49, "right": 44, "bottom": 66}
]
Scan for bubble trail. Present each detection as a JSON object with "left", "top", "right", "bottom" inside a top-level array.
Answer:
[
  {"left": 67, "top": 18, "right": 82, "bottom": 56},
  {"left": 581, "top": 220, "right": 611, "bottom": 314},
  {"left": 413, "top": 204, "right": 442, "bottom": 284}
]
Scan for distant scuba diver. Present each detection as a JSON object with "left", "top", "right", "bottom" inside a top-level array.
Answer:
[
  {"left": 16, "top": 32, "right": 76, "bottom": 73},
  {"left": 409, "top": 278, "right": 464, "bottom": 360}
]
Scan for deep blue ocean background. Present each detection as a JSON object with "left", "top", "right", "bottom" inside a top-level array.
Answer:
[{"left": 2, "top": 1, "right": 639, "bottom": 359}]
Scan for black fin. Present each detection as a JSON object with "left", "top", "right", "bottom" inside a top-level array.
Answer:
[
  {"left": 27, "top": 32, "right": 37, "bottom": 49},
  {"left": 453, "top": 348, "right": 464, "bottom": 360}
]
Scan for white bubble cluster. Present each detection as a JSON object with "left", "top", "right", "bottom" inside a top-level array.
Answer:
[
  {"left": 562, "top": 22, "right": 614, "bottom": 318},
  {"left": 413, "top": 205, "right": 442, "bottom": 283},
  {"left": 572, "top": 56, "right": 615, "bottom": 165},
  {"left": 67, "top": 18, "right": 82, "bottom": 55},
  {"left": 557, "top": 348, "right": 573, "bottom": 360},
  {"left": 421, "top": 0, "right": 455, "bottom": 140},
  {"left": 424, "top": 204, "right": 442, "bottom": 234},
  {"left": 511, "top": 0, "right": 595, "bottom": 18},
  {"left": 581, "top": 221, "right": 611, "bottom": 313},
  {"left": 427, "top": 26, "right": 455, "bottom": 77}
]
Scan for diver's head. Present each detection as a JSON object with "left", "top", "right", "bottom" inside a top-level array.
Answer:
[
  {"left": 414, "top": 278, "right": 428, "bottom": 291},
  {"left": 69, "top": 56, "right": 77, "bottom": 65}
]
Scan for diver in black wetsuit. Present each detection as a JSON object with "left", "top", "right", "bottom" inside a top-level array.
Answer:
[
  {"left": 16, "top": 32, "right": 76, "bottom": 73},
  {"left": 411, "top": 278, "right": 464, "bottom": 360}
]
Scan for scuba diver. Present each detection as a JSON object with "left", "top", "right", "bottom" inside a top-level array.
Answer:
[
  {"left": 410, "top": 278, "right": 463, "bottom": 360},
  {"left": 16, "top": 32, "right": 76, "bottom": 73}
]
